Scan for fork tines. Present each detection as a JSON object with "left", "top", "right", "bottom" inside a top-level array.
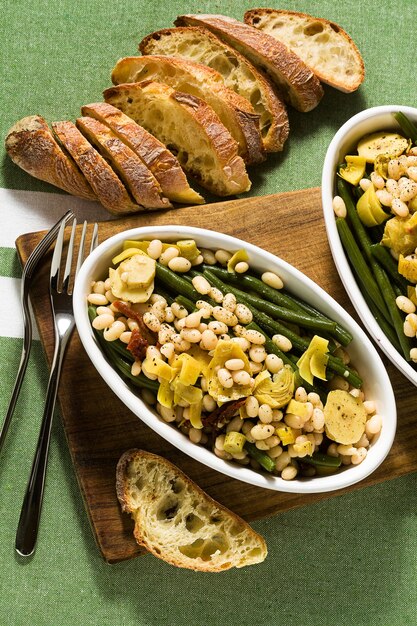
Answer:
[{"left": 51, "top": 219, "right": 98, "bottom": 294}]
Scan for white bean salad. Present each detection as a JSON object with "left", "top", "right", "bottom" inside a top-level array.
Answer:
[{"left": 87, "top": 237, "right": 382, "bottom": 480}]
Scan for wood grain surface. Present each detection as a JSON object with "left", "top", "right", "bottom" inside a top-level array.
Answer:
[{"left": 15, "top": 188, "right": 417, "bottom": 563}]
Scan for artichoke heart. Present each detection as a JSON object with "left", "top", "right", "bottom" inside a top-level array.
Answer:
[
  {"left": 398, "top": 253, "right": 417, "bottom": 283},
  {"left": 111, "top": 247, "right": 147, "bottom": 265},
  {"left": 338, "top": 155, "right": 366, "bottom": 185},
  {"left": 253, "top": 366, "right": 295, "bottom": 409},
  {"left": 381, "top": 213, "right": 417, "bottom": 256},
  {"left": 176, "top": 239, "right": 200, "bottom": 260},
  {"left": 357, "top": 131, "right": 409, "bottom": 163},
  {"left": 227, "top": 248, "right": 249, "bottom": 272},
  {"left": 356, "top": 183, "right": 389, "bottom": 227},
  {"left": 206, "top": 340, "right": 252, "bottom": 402},
  {"left": 297, "top": 335, "right": 329, "bottom": 385},
  {"left": 324, "top": 390, "right": 366, "bottom": 444},
  {"left": 109, "top": 267, "right": 154, "bottom": 303},
  {"left": 176, "top": 353, "right": 202, "bottom": 386}
]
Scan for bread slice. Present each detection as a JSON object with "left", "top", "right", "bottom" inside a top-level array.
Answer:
[
  {"left": 244, "top": 9, "right": 364, "bottom": 93},
  {"left": 116, "top": 449, "right": 267, "bottom": 571},
  {"left": 5, "top": 115, "right": 96, "bottom": 200},
  {"left": 111, "top": 55, "right": 265, "bottom": 165},
  {"left": 139, "top": 26, "right": 289, "bottom": 153},
  {"left": 52, "top": 120, "right": 141, "bottom": 214},
  {"left": 175, "top": 14, "right": 324, "bottom": 112},
  {"left": 75, "top": 116, "right": 172, "bottom": 210},
  {"left": 81, "top": 102, "right": 204, "bottom": 205},
  {"left": 103, "top": 81, "right": 251, "bottom": 197}
]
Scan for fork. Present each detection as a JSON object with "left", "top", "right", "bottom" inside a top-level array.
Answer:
[
  {"left": 15, "top": 218, "right": 99, "bottom": 557},
  {"left": 0, "top": 210, "right": 74, "bottom": 456}
]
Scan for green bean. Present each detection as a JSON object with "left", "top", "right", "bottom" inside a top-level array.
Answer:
[
  {"left": 156, "top": 262, "right": 217, "bottom": 307},
  {"left": 370, "top": 244, "right": 409, "bottom": 292},
  {"left": 175, "top": 295, "right": 197, "bottom": 312},
  {"left": 359, "top": 290, "right": 402, "bottom": 352},
  {"left": 393, "top": 111, "right": 417, "bottom": 144},
  {"left": 244, "top": 442, "right": 276, "bottom": 472},
  {"left": 301, "top": 453, "right": 342, "bottom": 469},
  {"left": 336, "top": 217, "right": 391, "bottom": 324},
  {"left": 204, "top": 269, "right": 363, "bottom": 388}
]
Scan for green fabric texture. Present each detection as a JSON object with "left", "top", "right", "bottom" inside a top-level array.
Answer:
[{"left": 1, "top": 1, "right": 417, "bottom": 625}]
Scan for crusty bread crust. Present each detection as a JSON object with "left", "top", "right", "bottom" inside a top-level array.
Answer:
[
  {"left": 75, "top": 116, "right": 172, "bottom": 210},
  {"left": 103, "top": 81, "right": 251, "bottom": 196},
  {"left": 52, "top": 121, "right": 140, "bottom": 214},
  {"left": 111, "top": 55, "right": 265, "bottom": 165},
  {"left": 81, "top": 102, "right": 204, "bottom": 205},
  {"left": 244, "top": 9, "right": 365, "bottom": 93},
  {"left": 5, "top": 115, "right": 96, "bottom": 200},
  {"left": 116, "top": 449, "right": 267, "bottom": 571},
  {"left": 139, "top": 26, "right": 289, "bottom": 153},
  {"left": 175, "top": 14, "right": 324, "bottom": 112}
]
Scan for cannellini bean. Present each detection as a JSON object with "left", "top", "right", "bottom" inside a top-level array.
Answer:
[
  {"left": 294, "top": 387, "right": 308, "bottom": 403},
  {"left": 399, "top": 176, "right": 417, "bottom": 202},
  {"left": 232, "top": 370, "right": 251, "bottom": 385},
  {"left": 226, "top": 416, "right": 244, "bottom": 433},
  {"left": 87, "top": 293, "right": 108, "bottom": 306},
  {"left": 255, "top": 440, "right": 269, "bottom": 450},
  {"left": 235, "top": 303, "right": 253, "bottom": 324},
  {"left": 212, "top": 306, "right": 238, "bottom": 326},
  {"left": 184, "top": 311, "right": 203, "bottom": 328},
  {"left": 200, "top": 248, "right": 216, "bottom": 265},
  {"left": 209, "top": 287, "right": 224, "bottom": 303},
  {"left": 103, "top": 320, "right": 126, "bottom": 341},
  {"left": 119, "top": 331, "right": 132, "bottom": 344},
  {"left": 312, "top": 408, "right": 325, "bottom": 431},
  {"left": 160, "top": 342, "right": 175, "bottom": 361},
  {"left": 158, "top": 404, "right": 177, "bottom": 423},
  {"left": 386, "top": 178, "right": 400, "bottom": 197},
  {"left": 208, "top": 320, "right": 228, "bottom": 335},
  {"left": 281, "top": 465, "right": 298, "bottom": 480},
  {"left": 215, "top": 434, "right": 226, "bottom": 450},
  {"left": 327, "top": 443, "right": 339, "bottom": 457},
  {"left": 235, "top": 261, "right": 249, "bottom": 273},
  {"left": 332, "top": 195, "right": 347, "bottom": 218},
  {"left": 391, "top": 198, "right": 409, "bottom": 217},
  {"left": 244, "top": 329, "right": 265, "bottom": 345},
  {"left": 217, "top": 368, "right": 234, "bottom": 388},
  {"left": 168, "top": 256, "right": 192, "bottom": 273},
  {"left": 180, "top": 328, "right": 202, "bottom": 343},
  {"left": 202, "top": 393, "right": 217, "bottom": 413},
  {"left": 131, "top": 360, "right": 142, "bottom": 376},
  {"left": 275, "top": 451, "right": 291, "bottom": 472},
  {"left": 267, "top": 445, "right": 283, "bottom": 459},
  {"left": 410, "top": 348, "right": 417, "bottom": 362},
  {"left": 147, "top": 239, "right": 163, "bottom": 259},
  {"left": 258, "top": 404, "right": 273, "bottom": 423},
  {"left": 337, "top": 444, "right": 356, "bottom": 456},
  {"left": 222, "top": 293, "right": 237, "bottom": 311},
  {"left": 245, "top": 396, "right": 259, "bottom": 418},
  {"left": 307, "top": 392, "right": 321, "bottom": 406},
  {"left": 351, "top": 447, "right": 367, "bottom": 465},
  {"left": 261, "top": 271, "right": 284, "bottom": 290},
  {"left": 195, "top": 301, "right": 212, "bottom": 316},
  {"left": 370, "top": 171, "right": 385, "bottom": 189},
  {"left": 251, "top": 423, "right": 275, "bottom": 440},
  {"left": 272, "top": 334, "right": 292, "bottom": 352},
  {"left": 214, "top": 249, "right": 232, "bottom": 265},
  {"left": 92, "top": 280, "right": 106, "bottom": 295},
  {"left": 171, "top": 302, "right": 188, "bottom": 319},
  {"left": 284, "top": 413, "right": 303, "bottom": 429},
  {"left": 249, "top": 345, "right": 267, "bottom": 363},
  {"left": 376, "top": 189, "right": 393, "bottom": 207},
  {"left": 388, "top": 159, "right": 405, "bottom": 180},
  {"left": 231, "top": 336, "right": 251, "bottom": 351},
  {"left": 200, "top": 329, "right": 218, "bottom": 351},
  {"left": 191, "top": 254, "right": 204, "bottom": 266},
  {"left": 396, "top": 295, "right": 416, "bottom": 314},
  {"left": 265, "top": 353, "right": 283, "bottom": 373},
  {"left": 159, "top": 246, "right": 179, "bottom": 265},
  {"left": 225, "top": 358, "right": 245, "bottom": 370},
  {"left": 359, "top": 178, "right": 372, "bottom": 191},
  {"left": 192, "top": 275, "right": 211, "bottom": 294},
  {"left": 143, "top": 311, "right": 161, "bottom": 332},
  {"left": 189, "top": 428, "right": 202, "bottom": 444},
  {"left": 365, "top": 413, "right": 383, "bottom": 436},
  {"left": 92, "top": 313, "right": 114, "bottom": 330},
  {"left": 407, "top": 166, "right": 417, "bottom": 182},
  {"left": 171, "top": 334, "right": 191, "bottom": 352}
]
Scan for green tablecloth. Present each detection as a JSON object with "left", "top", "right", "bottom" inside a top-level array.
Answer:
[{"left": 1, "top": 1, "right": 417, "bottom": 624}]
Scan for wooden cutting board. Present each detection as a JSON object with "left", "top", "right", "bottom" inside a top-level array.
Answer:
[{"left": 16, "top": 187, "right": 417, "bottom": 564}]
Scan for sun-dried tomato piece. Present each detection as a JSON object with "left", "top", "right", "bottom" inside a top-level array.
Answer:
[
  {"left": 113, "top": 300, "right": 156, "bottom": 345},
  {"left": 126, "top": 328, "right": 148, "bottom": 361},
  {"left": 202, "top": 397, "right": 246, "bottom": 429}
]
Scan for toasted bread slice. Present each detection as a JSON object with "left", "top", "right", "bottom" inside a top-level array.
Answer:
[
  {"left": 103, "top": 81, "right": 251, "bottom": 197},
  {"left": 52, "top": 120, "right": 140, "bottom": 214},
  {"left": 139, "top": 26, "right": 289, "bottom": 153},
  {"left": 175, "top": 14, "right": 324, "bottom": 112},
  {"left": 111, "top": 55, "right": 265, "bottom": 165},
  {"left": 75, "top": 116, "right": 172, "bottom": 210},
  {"left": 116, "top": 449, "right": 267, "bottom": 571},
  {"left": 5, "top": 115, "right": 96, "bottom": 200},
  {"left": 244, "top": 9, "right": 364, "bottom": 93},
  {"left": 81, "top": 102, "right": 204, "bottom": 205}
]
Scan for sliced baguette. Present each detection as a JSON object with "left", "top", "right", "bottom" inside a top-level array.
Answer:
[
  {"left": 139, "top": 26, "right": 289, "bottom": 153},
  {"left": 75, "top": 116, "right": 172, "bottom": 210},
  {"left": 81, "top": 102, "right": 204, "bottom": 205},
  {"left": 116, "top": 449, "right": 267, "bottom": 571},
  {"left": 175, "top": 14, "right": 324, "bottom": 112},
  {"left": 5, "top": 115, "right": 96, "bottom": 200},
  {"left": 52, "top": 120, "right": 141, "bottom": 214},
  {"left": 111, "top": 55, "right": 265, "bottom": 165},
  {"left": 103, "top": 81, "right": 251, "bottom": 197},
  {"left": 244, "top": 9, "right": 364, "bottom": 93}
]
